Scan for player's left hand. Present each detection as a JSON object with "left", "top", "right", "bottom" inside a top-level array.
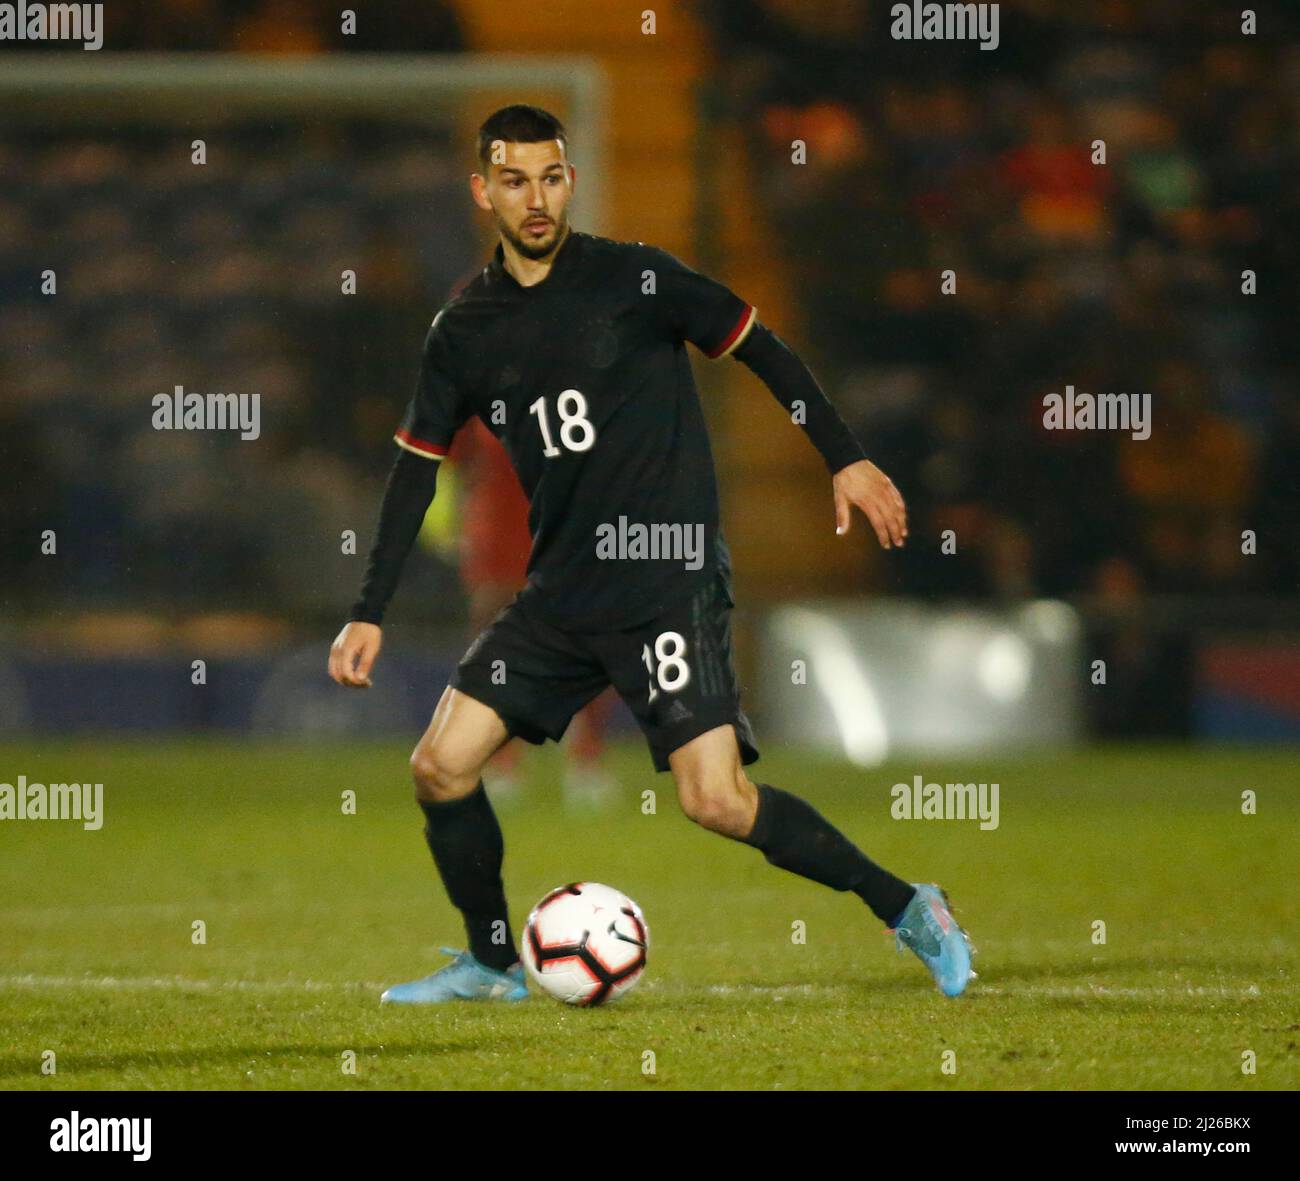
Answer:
[
  {"left": 329, "top": 620, "right": 383, "bottom": 688},
  {"left": 832, "top": 459, "right": 907, "bottom": 549}
]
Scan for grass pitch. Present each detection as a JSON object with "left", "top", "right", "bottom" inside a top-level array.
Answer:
[{"left": 1, "top": 739, "right": 1296, "bottom": 1090}]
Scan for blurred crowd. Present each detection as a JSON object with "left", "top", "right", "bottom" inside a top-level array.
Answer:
[
  {"left": 3, "top": 0, "right": 1297, "bottom": 663},
  {"left": 4, "top": 0, "right": 465, "bottom": 54},
  {"left": 3, "top": 0, "right": 473, "bottom": 622},
  {"left": 700, "top": 0, "right": 1300, "bottom": 605},
  {"left": 0, "top": 121, "right": 478, "bottom": 618}
]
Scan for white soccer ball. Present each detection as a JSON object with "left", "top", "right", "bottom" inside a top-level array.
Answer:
[{"left": 522, "top": 882, "right": 649, "bottom": 1006}]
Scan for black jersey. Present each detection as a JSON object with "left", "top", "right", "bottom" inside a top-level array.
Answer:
[{"left": 393, "top": 229, "right": 757, "bottom": 633}]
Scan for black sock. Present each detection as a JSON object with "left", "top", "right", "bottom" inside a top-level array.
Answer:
[
  {"left": 420, "top": 783, "right": 518, "bottom": 972},
  {"left": 741, "top": 783, "right": 916, "bottom": 925}
]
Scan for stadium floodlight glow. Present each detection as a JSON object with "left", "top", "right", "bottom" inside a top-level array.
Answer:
[
  {"left": 977, "top": 631, "right": 1033, "bottom": 704},
  {"left": 775, "top": 608, "right": 889, "bottom": 766}
]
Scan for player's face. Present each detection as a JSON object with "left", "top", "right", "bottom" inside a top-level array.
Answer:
[{"left": 475, "top": 139, "right": 574, "bottom": 260}]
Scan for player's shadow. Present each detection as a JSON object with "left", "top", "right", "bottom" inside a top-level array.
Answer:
[{"left": 0, "top": 1038, "right": 540, "bottom": 1081}]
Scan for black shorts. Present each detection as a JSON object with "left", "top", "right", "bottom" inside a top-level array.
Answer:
[{"left": 450, "top": 573, "right": 760, "bottom": 773}]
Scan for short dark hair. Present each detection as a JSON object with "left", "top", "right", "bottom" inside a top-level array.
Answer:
[{"left": 477, "top": 104, "right": 568, "bottom": 172}]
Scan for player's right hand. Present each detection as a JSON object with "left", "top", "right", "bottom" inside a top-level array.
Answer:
[{"left": 329, "top": 621, "right": 383, "bottom": 688}]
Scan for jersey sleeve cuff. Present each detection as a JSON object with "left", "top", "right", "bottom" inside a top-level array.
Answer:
[
  {"left": 707, "top": 304, "right": 758, "bottom": 360},
  {"left": 348, "top": 602, "right": 385, "bottom": 625},
  {"left": 393, "top": 428, "right": 449, "bottom": 459}
]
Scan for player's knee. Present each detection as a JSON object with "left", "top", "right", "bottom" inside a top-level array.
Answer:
[
  {"left": 409, "top": 743, "right": 479, "bottom": 803},
  {"left": 677, "top": 766, "right": 754, "bottom": 837}
]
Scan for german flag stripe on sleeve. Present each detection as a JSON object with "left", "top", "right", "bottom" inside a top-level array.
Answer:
[
  {"left": 394, "top": 428, "right": 449, "bottom": 459},
  {"left": 707, "top": 304, "right": 757, "bottom": 360}
]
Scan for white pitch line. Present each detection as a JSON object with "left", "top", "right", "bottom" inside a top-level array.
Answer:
[
  {"left": 0, "top": 976, "right": 1288, "bottom": 1000},
  {"left": 977, "top": 984, "right": 1269, "bottom": 999},
  {"left": 0, "top": 901, "right": 352, "bottom": 921},
  {"left": 684, "top": 982, "right": 1277, "bottom": 999},
  {"left": 0, "top": 904, "right": 191, "bottom": 921},
  {"left": 0, "top": 974, "right": 386, "bottom": 994}
]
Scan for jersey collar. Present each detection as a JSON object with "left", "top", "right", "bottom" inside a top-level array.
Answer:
[{"left": 489, "top": 226, "right": 581, "bottom": 294}]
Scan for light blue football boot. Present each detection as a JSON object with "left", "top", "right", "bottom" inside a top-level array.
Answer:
[
  {"left": 380, "top": 947, "right": 528, "bottom": 1004},
  {"left": 890, "top": 883, "right": 976, "bottom": 997}
]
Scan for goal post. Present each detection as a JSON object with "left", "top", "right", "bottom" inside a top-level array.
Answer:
[{"left": 0, "top": 53, "right": 610, "bottom": 234}]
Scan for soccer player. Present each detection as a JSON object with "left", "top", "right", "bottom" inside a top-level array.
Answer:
[
  {"left": 446, "top": 416, "right": 619, "bottom": 810},
  {"left": 328, "top": 105, "right": 974, "bottom": 1002}
]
